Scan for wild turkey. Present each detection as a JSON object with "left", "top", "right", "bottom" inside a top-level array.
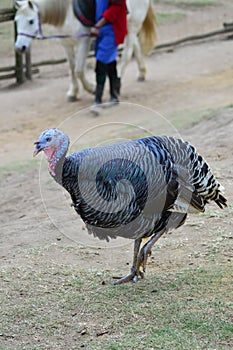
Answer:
[{"left": 33, "top": 128, "right": 227, "bottom": 284}]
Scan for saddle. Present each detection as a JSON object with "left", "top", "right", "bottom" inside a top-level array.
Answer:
[{"left": 73, "top": 0, "right": 96, "bottom": 27}]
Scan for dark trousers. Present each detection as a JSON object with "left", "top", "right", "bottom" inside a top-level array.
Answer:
[
  {"left": 95, "top": 60, "right": 117, "bottom": 83},
  {"left": 94, "top": 60, "right": 120, "bottom": 104}
]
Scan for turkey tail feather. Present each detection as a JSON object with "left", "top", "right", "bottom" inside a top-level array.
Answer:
[
  {"left": 215, "top": 193, "right": 227, "bottom": 209},
  {"left": 189, "top": 191, "right": 205, "bottom": 212}
]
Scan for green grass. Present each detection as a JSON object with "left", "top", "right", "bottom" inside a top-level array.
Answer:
[
  {"left": 0, "top": 261, "right": 232, "bottom": 349},
  {"left": 168, "top": 105, "right": 233, "bottom": 131},
  {"left": 0, "top": 0, "right": 13, "bottom": 9},
  {"left": 102, "top": 107, "right": 222, "bottom": 142},
  {"left": 71, "top": 106, "right": 232, "bottom": 150},
  {"left": 156, "top": 12, "right": 186, "bottom": 25},
  {"left": 0, "top": 159, "right": 39, "bottom": 177},
  {"left": 0, "top": 21, "right": 14, "bottom": 41},
  {"left": 168, "top": 107, "right": 219, "bottom": 129},
  {"left": 157, "top": 0, "right": 219, "bottom": 7},
  {"left": 0, "top": 0, "right": 15, "bottom": 52},
  {"left": 225, "top": 103, "right": 233, "bottom": 108}
]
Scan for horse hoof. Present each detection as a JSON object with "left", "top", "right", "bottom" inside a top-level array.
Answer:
[
  {"left": 67, "top": 95, "right": 78, "bottom": 102},
  {"left": 137, "top": 76, "right": 145, "bottom": 82}
]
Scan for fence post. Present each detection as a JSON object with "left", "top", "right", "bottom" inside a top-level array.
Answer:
[
  {"left": 25, "top": 50, "right": 32, "bottom": 80},
  {"left": 13, "top": 2, "right": 25, "bottom": 84},
  {"left": 12, "top": 1, "right": 32, "bottom": 83}
]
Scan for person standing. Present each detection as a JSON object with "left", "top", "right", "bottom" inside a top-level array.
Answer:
[{"left": 90, "top": 0, "right": 127, "bottom": 115}]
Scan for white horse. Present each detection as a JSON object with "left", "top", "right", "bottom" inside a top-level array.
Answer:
[{"left": 14, "top": 0, "right": 157, "bottom": 101}]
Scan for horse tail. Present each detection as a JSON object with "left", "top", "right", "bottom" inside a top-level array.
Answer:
[{"left": 139, "top": 0, "right": 158, "bottom": 56}]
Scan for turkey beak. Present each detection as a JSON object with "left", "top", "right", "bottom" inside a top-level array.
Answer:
[{"left": 33, "top": 141, "right": 43, "bottom": 157}]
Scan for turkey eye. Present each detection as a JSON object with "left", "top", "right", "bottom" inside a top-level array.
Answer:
[
  {"left": 29, "top": 19, "right": 34, "bottom": 25},
  {"left": 46, "top": 137, "right": 51, "bottom": 142}
]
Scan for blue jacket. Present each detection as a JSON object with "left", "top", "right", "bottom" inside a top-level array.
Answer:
[{"left": 95, "top": 0, "right": 117, "bottom": 64}]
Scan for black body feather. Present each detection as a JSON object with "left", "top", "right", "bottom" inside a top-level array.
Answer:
[{"left": 55, "top": 135, "right": 227, "bottom": 241}]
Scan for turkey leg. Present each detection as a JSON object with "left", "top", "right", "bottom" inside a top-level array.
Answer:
[
  {"left": 136, "top": 229, "right": 166, "bottom": 273},
  {"left": 113, "top": 238, "right": 142, "bottom": 285}
]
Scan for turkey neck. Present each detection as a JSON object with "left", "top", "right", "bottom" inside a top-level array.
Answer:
[
  {"left": 46, "top": 135, "right": 69, "bottom": 184},
  {"left": 53, "top": 153, "right": 67, "bottom": 185}
]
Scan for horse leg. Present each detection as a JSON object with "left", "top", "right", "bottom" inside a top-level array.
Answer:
[
  {"left": 75, "top": 40, "right": 95, "bottom": 95},
  {"left": 133, "top": 36, "right": 146, "bottom": 82},
  {"left": 119, "top": 31, "right": 146, "bottom": 82},
  {"left": 118, "top": 34, "right": 134, "bottom": 79},
  {"left": 63, "top": 44, "right": 79, "bottom": 102}
]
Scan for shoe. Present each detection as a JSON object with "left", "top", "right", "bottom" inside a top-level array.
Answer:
[
  {"left": 102, "top": 98, "right": 119, "bottom": 108},
  {"left": 89, "top": 102, "right": 102, "bottom": 116}
]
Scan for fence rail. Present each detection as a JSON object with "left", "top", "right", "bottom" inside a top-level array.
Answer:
[
  {"left": 0, "top": 6, "right": 233, "bottom": 85},
  {"left": 0, "top": 8, "right": 15, "bottom": 22}
]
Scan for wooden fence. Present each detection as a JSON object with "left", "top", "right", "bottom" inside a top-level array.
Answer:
[
  {"left": 0, "top": 6, "right": 34, "bottom": 83},
  {"left": 0, "top": 5, "right": 233, "bottom": 85}
]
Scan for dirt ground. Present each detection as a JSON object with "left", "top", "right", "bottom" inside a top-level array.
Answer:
[{"left": 0, "top": 0, "right": 233, "bottom": 311}]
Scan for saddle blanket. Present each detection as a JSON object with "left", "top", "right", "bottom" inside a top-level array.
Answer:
[{"left": 73, "top": 0, "right": 96, "bottom": 27}]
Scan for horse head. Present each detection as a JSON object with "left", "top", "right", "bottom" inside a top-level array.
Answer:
[{"left": 14, "top": 1, "right": 40, "bottom": 53}]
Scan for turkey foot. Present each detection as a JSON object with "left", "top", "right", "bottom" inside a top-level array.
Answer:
[
  {"left": 113, "top": 268, "right": 144, "bottom": 285},
  {"left": 113, "top": 238, "right": 143, "bottom": 284}
]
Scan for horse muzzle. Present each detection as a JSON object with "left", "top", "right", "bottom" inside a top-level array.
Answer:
[{"left": 15, "top": 36, "right": 31, "bottom": 53}]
